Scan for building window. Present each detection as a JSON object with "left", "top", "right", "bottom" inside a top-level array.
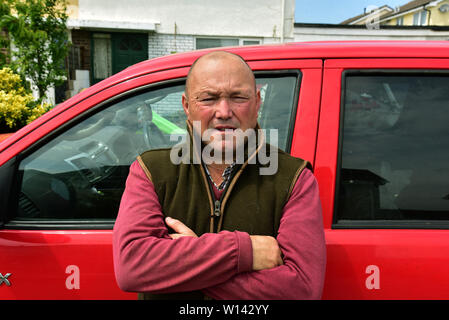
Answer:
[
  {"left": 413, "top": 10, "right": 428, "bottom": 26},
  {"left": 196, "top": 38, "right": 261, "bottom": 50},
  {"left": 242, "top": 40, "right": 260, "bottom": 46},
  {"left": 396, "top": 16, "right": 404, "bottom": 25},
  {"left": 196, "top": 38, "right": 239, "bottom": 49},
  {"left": 92, "top": 33, "right": 112, "bottom": 81}
]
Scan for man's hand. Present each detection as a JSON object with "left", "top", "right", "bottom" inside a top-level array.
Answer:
[
  {"left": 166, "top": 217, "right": 198, "bottom": 239},
  {"left": 250, "top": 235, "right": 284, "bottom": 271}
]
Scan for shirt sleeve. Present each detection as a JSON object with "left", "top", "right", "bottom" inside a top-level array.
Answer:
[
  {"left": 202, "top": 168, "right": 327, "bottom": 300},
  {"left": 112, "top": 160, "right": 253, "bottom": 294}
]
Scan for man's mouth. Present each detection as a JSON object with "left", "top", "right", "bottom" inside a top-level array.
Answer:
[{"left": 214, "top": 126, "right": 236, "bottom": 132}]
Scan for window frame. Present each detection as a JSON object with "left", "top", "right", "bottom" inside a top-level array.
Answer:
[
  {"left": 4, "top": 70, "right": 301, "bottom": 230},
  {"left": 92, "top": 33, "right": 113, "bottom": 83},
  {"left": 333, "top": 69, "right": 449, "bottom": 230},
  {"left": 195, "top": 37, "right": 261, "bottom": 50},
  {"left": 413, "top": 10, "right": 428, "bottom": 26},
  {"left": 242, "top": 39, "right": 262, "bottom": 46},
  {"left": 255, "top": 69, "right": 302, "bottom": 153}
]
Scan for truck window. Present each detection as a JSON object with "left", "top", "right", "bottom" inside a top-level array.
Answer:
[{"left": 336, "top": 73, "right": 449, "bottom": 226}]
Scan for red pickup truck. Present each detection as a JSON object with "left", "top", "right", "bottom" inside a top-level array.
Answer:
[{"left": 1, "top": 41, "right": 448, "bottom": 299}]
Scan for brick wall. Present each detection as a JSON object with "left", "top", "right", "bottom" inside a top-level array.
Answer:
[{"left": 148, "top": 33, "right": 195, "bottom": 59}]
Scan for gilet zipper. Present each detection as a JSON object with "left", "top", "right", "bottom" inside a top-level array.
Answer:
[
  {"left": 214, "top": 200, "right": 221, "bottom": 217},
  {"left": 200, "top": 163, "right": 239, "bottom": 233}
]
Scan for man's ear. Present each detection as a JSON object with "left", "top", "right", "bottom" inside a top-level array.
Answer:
[
  {"left": 182, "top": 93, "right": 189, "bottom": 117},
  {"left": 255, "top": 89, "right": 262, "bottom": 113}
]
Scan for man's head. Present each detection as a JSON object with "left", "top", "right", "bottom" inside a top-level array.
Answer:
[{"left": 182, "top": 51, "right": 261, "bottom": 156}]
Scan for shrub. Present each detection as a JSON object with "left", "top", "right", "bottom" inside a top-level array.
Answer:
[
  {"left": 0, "top": 67, "right": 52, "bottom": 132},
  {"left": 1, "top": 0, "right": 70, "bottom": 103}
]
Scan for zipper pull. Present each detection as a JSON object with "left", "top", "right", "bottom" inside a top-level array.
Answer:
[{"left": 214, "top": 200, "right": 221, "bottom": 217}]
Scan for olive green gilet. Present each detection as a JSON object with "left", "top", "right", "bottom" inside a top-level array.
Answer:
[{"left": 136, "top": 130, "right": 311, "bottom": 300}]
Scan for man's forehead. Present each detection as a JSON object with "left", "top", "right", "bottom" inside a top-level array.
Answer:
[{"left": 194, "top": 85, "right": 254, "bottom": 96}]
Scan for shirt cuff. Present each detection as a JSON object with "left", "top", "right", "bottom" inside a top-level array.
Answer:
[{"left": 235, "top": 230, "right": 253, "bottom": 273}]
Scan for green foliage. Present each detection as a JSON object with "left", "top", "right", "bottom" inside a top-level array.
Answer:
[
  {"left": 0, "top": 67, "right": 52, "bottom": 132},
  {"left": 0, "top": 0, "right": 71, "bottom": 103}
]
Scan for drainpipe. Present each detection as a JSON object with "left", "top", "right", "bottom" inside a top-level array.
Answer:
[
  {"left": 280, "top": 0, "right": 285, "bottom": 43},
  {"left": 424, "top": 6, "right": 432, "bottom": 25},
  {"left": 423, "top": 1, "right": 437, "bottom": 26}
]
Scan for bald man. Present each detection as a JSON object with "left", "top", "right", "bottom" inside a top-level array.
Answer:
[{"left": 113, "top": 51, "right": 326, "bottom": 300}]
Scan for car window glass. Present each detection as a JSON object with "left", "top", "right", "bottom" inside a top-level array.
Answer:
[
  {"left": 337, "top": 73, "right": 449, "bottom": 223},
  {"left": 12, "top": 73, "right": 299, "bottom": 224},
  {"left": 15, "top": 84, "right": 186, "bottom": 222},
  {"left": 256, "top": 75, "right": 297, "bottom": 149}
]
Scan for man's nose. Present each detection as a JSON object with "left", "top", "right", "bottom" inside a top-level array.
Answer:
[{"left": 214, "top": 97, "right": 233, "bottom": 119}]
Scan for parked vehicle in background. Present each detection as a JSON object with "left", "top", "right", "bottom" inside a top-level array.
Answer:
[{"left": 0, "top": 41, "right": 448, "bottom": 299}]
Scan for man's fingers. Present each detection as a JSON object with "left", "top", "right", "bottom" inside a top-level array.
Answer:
[
  {"left": 250, "top": 235, "right": 284, "bottom": 271},
  {"left": 166, "top": 217, "right": 197, "bottom": 237},
  {"left": 169, "top": 233, "right": 185, "bottom": 240}
]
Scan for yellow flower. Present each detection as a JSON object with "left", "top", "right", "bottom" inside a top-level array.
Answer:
[
  {"left": 0, "top": 67, "right": 52, "bottom": 131},
  {"left": 0, "top": 67, "right": 24, "bottom": 93},
  {"left": 27, "top": 103, "right": 52, "bottom": 124}
]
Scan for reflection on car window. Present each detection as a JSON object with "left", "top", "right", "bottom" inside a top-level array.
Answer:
[
  {"left": 337, "top": 74, "right": 449, "bottom": 223},
  {"left": 16, "top": 84, "right": 186, "bottom": 221},
  {"left": 14, "top": 73, "right": 299, "bottom": 223},
  {"left": 256, "top": 75, "right": 298, "bottom": 149}
]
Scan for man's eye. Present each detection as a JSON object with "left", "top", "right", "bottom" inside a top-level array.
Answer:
[
  {"left": 232, "top": 96, "right": 248, "bottom": 103},
  {"left": 199, "top": 97, "right": 215, "bottom": 103}
]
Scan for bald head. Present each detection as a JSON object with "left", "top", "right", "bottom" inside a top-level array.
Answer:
[{"left": 185, "top": 51, "right": 256, "bottom": 99}]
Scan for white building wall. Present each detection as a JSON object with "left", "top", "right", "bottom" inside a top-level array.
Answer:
[
  {"left": 76, "top": 0, "right": 295, "bottom": 42},
  {"left": 294, "top": 25, "right": 449, "bottom": 42}
]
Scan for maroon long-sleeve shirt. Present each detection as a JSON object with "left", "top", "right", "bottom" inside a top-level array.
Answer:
[{"left": 113, "top": 160, "right": 326, "bottom": 299}]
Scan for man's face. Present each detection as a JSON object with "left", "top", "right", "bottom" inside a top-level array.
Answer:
[{"left": 182, "top": 53, "right": 261, "bottom": 155}]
